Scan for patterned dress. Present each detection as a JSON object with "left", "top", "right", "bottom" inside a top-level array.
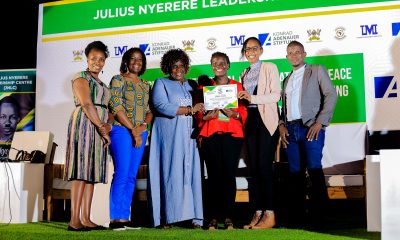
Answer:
[{"left": 64, "top": 71, "right": 111, "bottom": 183}]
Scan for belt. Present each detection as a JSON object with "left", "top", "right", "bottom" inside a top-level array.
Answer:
[
  {"left": 76, "top": 103, "right": 108, "bottom": 108},
  {"left": 287, "top": 119, "right": 303, "bottom": 125}
]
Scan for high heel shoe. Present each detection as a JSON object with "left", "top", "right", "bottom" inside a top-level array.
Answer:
[
  {"left": 243, "top": 211, "right": 262, "bottom": 229},
  {"left": 207, "top": 219, "right": 218, "bottom": 230},
  {"left": 224, "top": 218, "right": 234, "bottom": 230}
]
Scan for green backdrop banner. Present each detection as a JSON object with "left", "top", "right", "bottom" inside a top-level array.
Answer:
[
  {"left": 42, "top": 0, "right": 396, "bottom": 35},
  {"left": 141, "top": 53, "right": 365, "bottom": 124}
]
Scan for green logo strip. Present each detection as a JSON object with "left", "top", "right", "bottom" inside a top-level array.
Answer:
[
  {"left": 42, "top": 0, "right": 396, "bottom": 35},
  {"left": 141, "top": 53, "right": 365, "bottom": 124}
]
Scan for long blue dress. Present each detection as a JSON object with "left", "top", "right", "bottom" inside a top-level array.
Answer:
[{"left": 148, "top": 77, "right": 203, "bottom": 227}]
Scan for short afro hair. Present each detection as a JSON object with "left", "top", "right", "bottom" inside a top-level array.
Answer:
[
  {"left": 210, "top": 51, "right": 231, "bottom": 67},
  {"left": 160, "top": 49, "right": 190, "bottom": 75},
  {"left": 85, "top": 41, "right": 109, "bottom": 59}
]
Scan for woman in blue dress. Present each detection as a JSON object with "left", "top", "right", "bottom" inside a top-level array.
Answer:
[{"left": 148, "top": 49, "right": 205, "bottom": 228}]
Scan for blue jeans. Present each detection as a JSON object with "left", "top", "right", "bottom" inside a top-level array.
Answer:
[
  {"left": 109, "top": 125, "right": 148, "bottom": 220},
  {"left": 285, "top": 122, "right": 325, "bottom": 173}
]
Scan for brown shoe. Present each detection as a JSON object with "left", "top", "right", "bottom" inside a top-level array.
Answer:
[
  {"left": 243, "top": 211, "right": 262, "bottom": 229},
  {"left": 252, "top": 211, "right": 275, "bottom": 229}
]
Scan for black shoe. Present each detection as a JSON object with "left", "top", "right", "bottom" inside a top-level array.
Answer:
[
  {"left": 224, "top": 218, "right": 234, "bottom": 230},
  {"left": 84, "top": 225, "right": 108, "bottom": 230},
  {"left": 109, "top": 222, "right": 126, "bottom": 231},
  {"left": 207, "top": 219, "right": 218, "bottom": 230},
  {"left": 67, "top": 225, "right": 90, "bottom": 232},
  {"left": 123, "top": 222, "right": 141, "bottom": 230}
]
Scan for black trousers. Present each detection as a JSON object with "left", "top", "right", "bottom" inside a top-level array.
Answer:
[
  {"left": 202, "top": 133, "right": 243, "bottom": 220},
  {"left": 245, "top": 108, "right": 279, "bottom": 211}
]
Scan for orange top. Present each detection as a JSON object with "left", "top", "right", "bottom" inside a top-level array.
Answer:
[{"left": 196, "top": 79, "right": 247, "bottom": 138}]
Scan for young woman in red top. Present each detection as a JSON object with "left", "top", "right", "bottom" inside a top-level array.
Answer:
[{"left": 197, "top": 52, "right": 247, "bottom": 230}]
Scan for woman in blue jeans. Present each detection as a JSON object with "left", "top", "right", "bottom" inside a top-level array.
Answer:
[{"left": 108, "top": 47, "right": 153, "bottom": 230}]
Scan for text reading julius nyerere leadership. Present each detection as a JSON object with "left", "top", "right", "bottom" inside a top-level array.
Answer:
[{"left": 93, "top": 0, "right": 271, "bottom": 20}]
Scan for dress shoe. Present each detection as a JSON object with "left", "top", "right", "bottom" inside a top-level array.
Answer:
[
  {"left": 123, "top": 222, "right": 141, "bottom": 230},
  {"left": 207, "top": 219, "right": 218, "bottom": 230},
  {"left": 84, "top": 225, "right": 107, "bottom": 230},
  {"left": 67, "top": 225, "right": 90, "bottom": 231},
  {"left": 243, "top": 211, "right": 262, "bottom": 229},
  {"left": 252, "top": 211, "right": 275, "bottom": 229},
  {"left": 109, "top": 222, "right": 126, "bottom": 231},
  {"left": 224, "top": 218, "right": 234, "bottom": 230}
]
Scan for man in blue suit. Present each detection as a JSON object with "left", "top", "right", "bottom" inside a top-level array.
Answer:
[{"left": 279, "top": 40, "right": 337, "bottom": 229}]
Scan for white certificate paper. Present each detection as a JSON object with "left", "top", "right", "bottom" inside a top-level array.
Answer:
[{"left": 203, "top": 84, "right": 238, "bottom": 110}]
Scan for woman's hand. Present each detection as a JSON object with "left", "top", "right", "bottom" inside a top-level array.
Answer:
[
  {"left": 131, "top": 127, "right": 141, "bottom": 138},
  {"left": 98, "top": 123, "right": 112, "bottom": 135},
  {"left": 279, "top": 124, "right": 289, "bottom": 148},
  {"left": 104, "top": 123, "right": 112, "bottom": 133},
  {"left": 203, "top": 109, "right": 219, "bottom": 121},
  {"left": 193, "top": 103, "right": 205, "bottom": 114},
  {"left": 238, "top": 90, "right": 251, "bottom": 102},
  {"left": 101, "top": 134, "right": 111, "bottom": 148},
  {"left": 133, "top": 135, "right": 143, "bottom": 148}
]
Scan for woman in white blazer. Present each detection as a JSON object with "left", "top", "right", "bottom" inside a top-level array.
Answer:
[{"left": 238, "top": 37, "right": 281, "bottom": 230}]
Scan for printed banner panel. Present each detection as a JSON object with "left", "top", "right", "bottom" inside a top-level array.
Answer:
[{"left": 0, "top": 70, "right": 36, "bottom": 161}]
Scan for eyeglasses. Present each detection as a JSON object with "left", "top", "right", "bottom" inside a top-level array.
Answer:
[{"left": 244, "top": 46, "right": 260, "bottom": 53}]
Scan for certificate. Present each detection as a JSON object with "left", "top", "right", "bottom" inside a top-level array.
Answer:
[{"left": 203, "top": 84, "right": 238, "bottom": 110}]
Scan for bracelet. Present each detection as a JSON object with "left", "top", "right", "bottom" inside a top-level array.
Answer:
[{"left": 185, "top": 106, "right": 193, "bottom": 116}]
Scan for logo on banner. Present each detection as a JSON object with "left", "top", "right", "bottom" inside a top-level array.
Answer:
[
  {"left": 374, "top": 76, "right": 397, "bottom": 98},
  {"left": 359, "top": 24, "right": 380, "bottom": 38},
  {"left": 307, "top": 29, "right": 322, "bottom": 42},
  {"left": 72, "top": 50, "right": 84, "bottom": 61},
  {"left": 207, "top": 38, "right": 217, "bottom": 50},
  {"left": 272, "top": 31, "right": 299, "bottom": 45},
  {"left": 258, "top": 33, "right": 272, "bottom": 46},
  {"left": 113, "top": 45, "right": 128, "bottom": 57},
  {"left": 139, "top": 42, "right": 175, "bottom": 56},
  {"left": 334, "top": 27, "right": 346, "bottom": 40},
  {"left": 139, "top": 44, "right": 151, "bottom": 56},
  {"left": 392, "top": 22, "right": 400, "bottom": 36},
  {"left": 182, "top": 40, "right": 195, "bottom": 52},
  {"left": 229, "top": 35, "right": 245, "bottom": 48}
]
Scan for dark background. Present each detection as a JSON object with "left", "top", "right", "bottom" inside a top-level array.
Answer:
[{"left": 0, "top": 1, "right": 59, "bottom": 70}]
